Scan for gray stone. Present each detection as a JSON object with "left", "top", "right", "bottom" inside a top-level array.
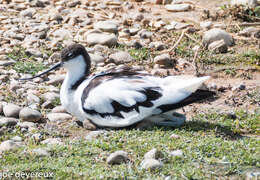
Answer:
[
  {"left": 20, "top": 8, "right": 36, "bottom": 18},
  {"left": 165, "top": 4, "right": 191, "bottom": 12},
  {"left": 166, "top": 21, "right": 191, "bottom": 30},
  {"left": 200, "top": 21, "right": 212, "bottom": 30},
  {"left": 19, "top": 107, "right": 42, "bottom": 122},
  {"left": 0, "top": 140, "right": 23, "bottom": 153},
  {"left": 139, "top": 29, "right": 153, "bottom": 39},
  {"left": 3, "top": 104, "right": 22, "bottom": 118},
  {"left": 239, "top": 27, "right": 260, "bottom": 37},
  {"left": 203, "top": 28, "right": 234, "bottom": 47},
  {"left": 109, "top": 51, "right": 133, "bottom": 64},
  {"left": 85, "top": 32, "right": 117, "bottom": 47},
  {"left": 208, "top": 39, "right": 228, "bottom": 53},
  {"left": 169, "top": 150, "right": 183, "bottom": 157},
  {"left": 42, "top": 92, "right": 59, "bottom": 102},
  {"left": 154, "top": 54, "right": 172, "bottom": 67},
  {"left": 94, "top": 21, "right": 119, "bottom": 33},
  {"left": 27, "top": 94, "right": 40, "bottom": 104},
  {"left": 47, "top": 75, "right": 65, "bottom": 85},
  {"left": 149, "top": 42, "right": 166, "bottom": 51},
  {"left": 25, "top": 49, "right": 42, "bottom": 57},
  {"left": 144, "top": 148, "right": 162, "bottom": 159},
  {"left": 0, "top": 60, "right": 16, "bottom": 66},
  {"left": 89, "top": 53, "right": 106, "bottom": 64},
  {"left": 52, "top": 29, "right": 73, "bottom": 40},
  {"left": 32, "top": 148, "right": 50, "bottom": 157},
  {"left": 107, "top": 150, "right": 128, "bottom": 165},
  {"left": 231, "top": 0, "right": 258, "bottom": 8},
  {"left": 41, "top": 138, "right": 63, "bottom": 145},
  {"left": 17, "top": 121, "right": 36, "bottom": 129},
  {"left": 82, "top": 120, "right": 97, "bottom": 130},
  {"left": 51, "top": 106, "right": 67, "bottom": 113},
  {"left": 85, "top": 130, "right": 104, "bottom": 140},
  {"left": 47, "top": 113, "right": 72, "bottom": 122},
  {"left": 0, "top": 118, "right": 18, "bottom": 127},
  {"left": 141, "top": 159, "right": 163, "bottom": 170}
]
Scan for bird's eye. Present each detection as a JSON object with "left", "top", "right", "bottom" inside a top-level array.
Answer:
[{"left": 67, "top": 52, "right": 74, "bottom": 58}]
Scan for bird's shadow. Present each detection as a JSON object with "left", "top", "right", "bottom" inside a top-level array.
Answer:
[{"left": 107, "top": 120, "right": 243, "bottom": 140}]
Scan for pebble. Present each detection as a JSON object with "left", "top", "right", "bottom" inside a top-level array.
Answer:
[
  {"left": 208, "top": 39, "right": 228, "bottom": 53},
  {"left": 47, "top": 113, "right": 72, "bottom": 122},
  {"left": 52, "top": 29, "right": 73, "bottom": 40},
  {"left": 166, "top": 21, "right": 191, "bottom": 30},
  {"left": 169, "top": 150, "right": 183, "bottom": 157},
  {"left": 138, "top": 29, "right": 153, "bottom": 39},
  {"left": 47, "top": 75, "right": 65, "bottom": 85},
  {"left": 19, "top": 8, "right": 36, "bottom": 18},
  {"left": 85, "top": 32, "right": 118, "bottom": 47},
  {"left": 106, "top": 150, "right": 128, "bottom": 165},
  {"left": 230, "top": 0, "right": 258, "bottom": 8},
  {"left": 94, "top": 21, "right": 119, "bottom": 33},
  {"left": 32, "top": 148, "right": 50, "bottom": 157},
  {"left": 41, "top": 138, "right": 63, "bottom": 145},
  {"left": 141, "top": 159, "right": 163, "bottom": 170},
  {"left": 89, "top": 53, "right": 106, "bottom": 65},
  {"left": 42, "top": 92, "right": 60, "bottom": 102},
  {"left": 203, "top": 28, "right": 234, "bottom": 47},
  {"left": 0, "top": 118, "right": 18, "bottom": 127},
  {"left": 51, "top": 106, "right": 67, "bottom": 113},
  {"left": 19, "top": 107, "right": 42, "bottom": 122},
  {"left": 165, "top": 4, "right": 191, "bottom": 12},
  {"left": 27, "top": 93, "right": 41, "bottom": 104},
  {"left": 149, "top": 41, "right": 166, "bottom": 51},
  {"left": 3, "top": 104, "right": 22, "bottom": 118},
  {"left": 239, "top": 27, "right": 260, "bottom": 37},
  {"left": 144, "top": 148, "right": 162, "bottom": 159},
  {"left": 17, "top": 121, "right": 36, "bottom": 129},
  {"left": 109, "top": 51, "right": 133, "bottom": 64},
  {"left": 154, "top": 54, "right": 172, "bottom": 67},
  {"left": 82, "top": 120, "right": 97, "bottom": 130},
  {"left": 200, "top": 21, "right": 212, "bottom": 30},
  {"left": 0, "top": 60, "right": 16, "bottom": 66},
  {"left": 0, "top": 140, "right": 23, "bottom": 153},
  {"left": 85, "top": 130, "right": 104, "bottom": 140}
]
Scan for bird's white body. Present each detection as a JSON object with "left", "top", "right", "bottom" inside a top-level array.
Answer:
[{"left": 60, "top": 55, "right": 210, "bottom": 127}]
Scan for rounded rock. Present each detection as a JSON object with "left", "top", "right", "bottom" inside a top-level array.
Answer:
[
  {"left": 141, "top": 159, "right": 163, "bottom": 170},
  {"left": 19, "top": 107, "right": 42, "bottom": 122},
  {"left": 109, "top": 51, "right": 133, "bottom": 64},
  {"left": 3, "top": 104, "right": 22, "bottom": 118},
  {"left": 85, "top": 32, "right": 118, "bottom": 47},
  {"left": 169, "top": 150, "right": 183, "bottom": 157},
  {"left": 107, "top": 150, "right": 128, "bottom": 165},
  {"left": 0, "top": 118, "right": 18, "bottom": 127},
  {"left": 94, "top": 21, "right": 119, "bottom": 33},
  {"left": 165, "top": 4, "right": 191, "bottom": 12},
  {"left": 47, "top": 113, "right": 72, "bottom": 122},
  {"left": 0, "top": 140, "right": 23, "bottom": 153},
  {"left": 144, "top": 148, "right": 163, "bottom": 159},
  {"left": 203, "top": 28, "right": 234, "bottom": 47}
]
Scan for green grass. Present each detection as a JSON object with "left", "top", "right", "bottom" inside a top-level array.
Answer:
[
  {"left": 7, "top": 46, "right": 47, "bottom": 76},
  {"left": 13, "top": 61, "right": 46, "bottom": 76},
  {"left": 0, "top": 110, "right": 259, "bottom": 179},
  {"left": 128, "top": 48, "right": 150, "bottom": 62}
]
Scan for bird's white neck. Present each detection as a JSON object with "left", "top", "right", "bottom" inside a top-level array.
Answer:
[{"left": 62, "top": 55, "right": 88, "bottom": 91}]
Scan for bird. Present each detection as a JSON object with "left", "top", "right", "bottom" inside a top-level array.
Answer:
[{"left": 20, "top": 44, "right": 215, "bottom": 128}]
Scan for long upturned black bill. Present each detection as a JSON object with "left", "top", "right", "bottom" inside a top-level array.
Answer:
[{"left": 19, "top": 62, "right": 63, "bottom": 80}]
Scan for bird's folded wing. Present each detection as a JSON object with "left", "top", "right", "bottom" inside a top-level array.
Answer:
[{"left": 81, "top": 78, "right": 163, "bottom": 118}]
